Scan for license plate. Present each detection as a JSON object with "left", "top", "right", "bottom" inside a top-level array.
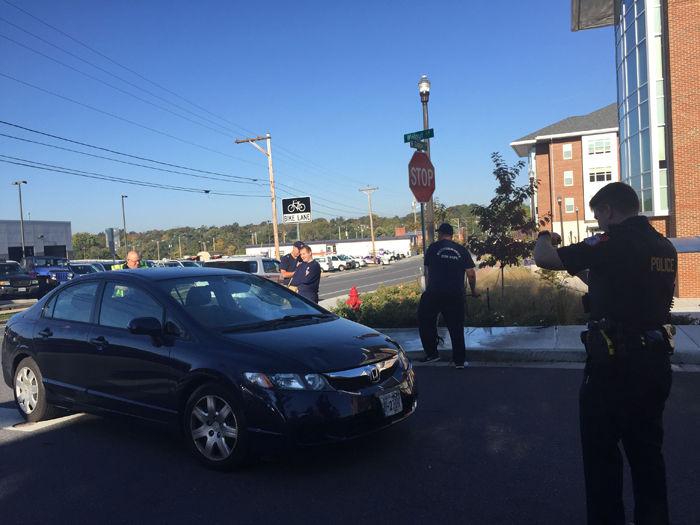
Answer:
[
  {"left": 379, "top": 390, "right": 403, "bottom": 417},
  {"left": 17, "top": 287, "right": 27, "bottom": 292}
]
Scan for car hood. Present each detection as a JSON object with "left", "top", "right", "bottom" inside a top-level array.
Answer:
[{"left": 220, "top": 317, "right": 398, "bottom": 372}]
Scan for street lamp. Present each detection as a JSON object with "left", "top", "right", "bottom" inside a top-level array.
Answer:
[
  {"left": 418, "top": 75, "right": 435, "bottom": 245},
  {"left": 12, "top": 180, "right": 27, "bottom": 260},
  {"left": 120, "top": 195, "right": 128, "bottom": 258},
  {"left": 575, "top": 207, "right": 581, "bottom": 243},
  {"left": 557, "top": 196, "right": 565, "bottom": 245}
]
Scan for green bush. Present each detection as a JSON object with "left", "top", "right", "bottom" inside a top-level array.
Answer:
[{"left": 332, "top": 267, "right": 588, "bottom": 328}]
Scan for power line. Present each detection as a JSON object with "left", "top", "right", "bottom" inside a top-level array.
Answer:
[
  {"left": 0, "top": 120, "right": 260, "bottom": 182},
  {"left": 0, "top": 154, "right": 268, "bottom": 197},
  {"left": 0, "top": 72, "right": 262, "bottom": 166},
  {"left": 0, "top": 132, "right": 264, "bottom": 187}
]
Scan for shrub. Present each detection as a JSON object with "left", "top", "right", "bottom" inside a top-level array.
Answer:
[{"left": 332, "top": 267, "right": 587, "bottom": 327}]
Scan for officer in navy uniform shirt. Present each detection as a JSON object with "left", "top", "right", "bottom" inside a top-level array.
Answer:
[
  {"left": 290, "top": 245, "right": 321, "bottom": 303},
  {"left": 418, "top": 222, "right": 478, "bottom": 368},
  {"left": 279, "top": 241, "right": 303, "bottom": 285},
  {"left": 534, "top": 182, "right": 677, "bottom": 525}
]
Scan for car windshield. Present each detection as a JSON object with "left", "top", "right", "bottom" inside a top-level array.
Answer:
[
  {"left": 160, "top": 274, "right": 330, "bottom": 330},
  {"left": 0, "top": 263, "right": 23, "bottom": 276},
  {"left": 32, "top": 258, "right": 69, "bottom": 267}
]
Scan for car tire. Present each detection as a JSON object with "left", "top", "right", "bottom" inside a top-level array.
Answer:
[
  {"left": 183, "top": 383, "right": 249, "bottom": 470},
  {"left": 338, "top": 265, "right": 345, "bottom": 271},
  {"left": 13, "top": 357, "right": 61, "bottom": 423}
]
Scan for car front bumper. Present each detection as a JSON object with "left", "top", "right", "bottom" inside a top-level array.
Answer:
[
  {"left": 0, "top": 284, "right": 40, "bottom": 298},
  {"left": 242, "top": 365, "right": 417, "bottom": 446}
]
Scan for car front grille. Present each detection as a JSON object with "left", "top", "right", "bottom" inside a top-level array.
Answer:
[
  {"left": 11, "top": 280, "right": 31, "bottom": 287},
  {"left": 324, "top": 356, "right": 398, "bottom": 392},
  {"left": 52, "top": 271, "right": 71, "bottom": 281}
]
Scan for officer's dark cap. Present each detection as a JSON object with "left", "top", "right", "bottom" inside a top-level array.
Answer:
[
  {"left": 589, "top": 182, "right": 640, "bottom": 215},
  {"left": 437, "top": 223, "right": 454, "bottom": 236},
  {"left": 292, "top": 241, "right": 304, "bottom": 249}
]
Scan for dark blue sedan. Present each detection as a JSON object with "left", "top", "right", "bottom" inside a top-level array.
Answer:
[{"left": 1, "top": 268, "right": 417, "bottom": 469}]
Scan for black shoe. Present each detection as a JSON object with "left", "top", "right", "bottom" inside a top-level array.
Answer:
[{"left": 418, "top": 355, "right": 440, "bottom": 363}]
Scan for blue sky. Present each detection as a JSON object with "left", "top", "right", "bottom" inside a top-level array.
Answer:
[{"left": 0, "top": 0, "right": 615, "bottom": 233}]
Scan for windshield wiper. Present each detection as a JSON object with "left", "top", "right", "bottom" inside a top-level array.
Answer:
[
  {"left": 279, "top": 313, "right": 334, "bottom": 322},
  {"left": 221, "top": 320, "right": 280, "bottom": 333},
  {"left": 220, "top": 313, "right": 335, "bottom": 333}
]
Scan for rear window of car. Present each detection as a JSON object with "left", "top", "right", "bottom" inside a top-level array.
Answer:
[{"left": 204, "top": 260, "right": 258, "bottom": 273}]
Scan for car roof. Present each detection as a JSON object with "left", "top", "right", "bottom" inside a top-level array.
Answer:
[{"left": 73, "top": 267, "right": 243, "bottom": 282}]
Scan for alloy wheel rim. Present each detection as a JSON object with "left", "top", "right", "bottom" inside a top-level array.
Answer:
[
  {"left": 15, "top": 367, "right": 39, "bottom": 414},
  {"left": 190, "top": 395, "right": 238, "bottom": 461}
]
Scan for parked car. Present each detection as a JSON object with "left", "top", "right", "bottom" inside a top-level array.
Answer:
[
  {"left": 21, "top": 256, "right": 74, "bottom": 297},
  {"left": 156, "top": 260, "right": 186, "bottom": 268},
  {"left": 315, "top": 256, "right": 334, "bottom": 272},
  {"left": 328, "top": 255, "right": 353, "bottom": 271},
  {"left": 203, "top": 256, "right": 283, "bottom": 284},
  {"left": 0, "top": 260, "right": 40, "bottom": 299},
  {"left": 1, "top": 268, "right": 417, "bottom": 469},
  {"left": 336, "top": 254, "right": 358, "bottom": 270},
  {"left": 349, "top": 256, "right": 367, "bottom": 268},
  {"left": 177, "top": 260, "right": 201, "bottom": 268}
]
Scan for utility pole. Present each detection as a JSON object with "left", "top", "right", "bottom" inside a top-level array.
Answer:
[
  {"left": 12, "top": 180, "right": 27, "bottom": 260},
  {"left": 178, "top": 235, "right": 183, "bottom": 259},
  {"left": 412, "top": 199, "right": 417, "bottom": 231},
  {"left": 156, "top": 240, "right": 161, "bottom": 260},
  {"left": 557, "top": 197, "right": 565, "bottom": 245},
  {"left": 418, "top": 75, "right": 435, "bottom": 245},
  {"left": 235, "top": 133, "right": 280, "bottom": 260},
  {"left": 575, "top": 207, "right": 581, "bottom": 243},
  {"left": 120, "top": 195, "right": 128, "bottom": 258},
  {"left": 359, "top": 187, "right": 378, "bottom": 260}
]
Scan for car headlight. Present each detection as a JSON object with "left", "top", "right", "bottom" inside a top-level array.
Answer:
[
  {"left": 0, "top": 280, "right": 10, "bottom": 286},
  {"left": 244, "top": 372, "right": 329, "bottom": 391}
]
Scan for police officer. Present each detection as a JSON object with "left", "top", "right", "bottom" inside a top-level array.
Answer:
[
  {"left": 417, "top": 222, "right": 478, "bottom": 368},
  {"left": 280, "top": 241, "right": 303, "bottom": 286},
  {"left": 534, "top": 182, "right": 677, "bottom": 525}
]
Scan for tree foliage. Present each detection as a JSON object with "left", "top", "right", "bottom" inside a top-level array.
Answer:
[{"left": 467, "top": 153, "right": 537, "bottom": 290}]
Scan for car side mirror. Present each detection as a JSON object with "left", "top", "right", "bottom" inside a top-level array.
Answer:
[{"left": 128, "top": 317, "right": 163, "bottom": 337}]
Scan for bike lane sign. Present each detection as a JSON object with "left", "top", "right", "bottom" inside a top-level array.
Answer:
[{"left": 282, "top": 196, "right": 312, "bottom": 223}]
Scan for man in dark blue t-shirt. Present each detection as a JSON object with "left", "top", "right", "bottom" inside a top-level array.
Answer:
[
  {"left": 290, "top": 245, "right": 321, "bottom": 303},
  {"left": 279, "top": 241, "right": 304, "bottom": 285},
  {"left": 418, "top": 222, "right": 478, "bottom": 368}
]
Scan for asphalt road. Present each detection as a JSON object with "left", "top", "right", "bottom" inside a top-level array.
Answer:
[
  {"left": 318, "top": 257, "right": 422, "bottom": 301},
  {"left": 1, "top": 366, "right": 699, "bottom": 525}
]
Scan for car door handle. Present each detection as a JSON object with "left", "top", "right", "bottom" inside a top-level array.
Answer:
[
  {"left": 38, "top": 328, "right": 53, "bottom": 338},
  {"left": 90, "top": 336, "right": 108, "bottom": 349}
]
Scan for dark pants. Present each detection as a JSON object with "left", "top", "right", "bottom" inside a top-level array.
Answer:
[
  {"left": 579, "top": 343, "right": 672, "bottom": 525},
  {"left": 417, "top": 291, "right": 466, "bottom": 364}
]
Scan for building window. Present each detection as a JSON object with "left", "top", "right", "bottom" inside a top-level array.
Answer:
[
  {"left": 588, "top": 168, "right": 613, "bottom": 183},
  {"left": 562, "top": 144, "right": 572, "bottom": 160},
  {"left": 588, "top": 139, "right": 612, "bottom": 155},
  {"left": 564, "top": 170, "right": 574, "bottom": 186},
  {"left": 565, "top": 198, "right": 575, "bottom": 214}
]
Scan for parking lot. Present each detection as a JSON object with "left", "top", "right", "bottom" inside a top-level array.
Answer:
[{"left": 1, "top": 365, "right": 699, "bottom": 524}]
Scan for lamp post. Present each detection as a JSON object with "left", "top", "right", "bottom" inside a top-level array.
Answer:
[
  {"left": 575, "top": 207, "right": 581, "bottom": 243},
  {"left": 557, "top": 196, "right": 565, "bottom": 245},
  {"left": 418, "top": 75, "right": 435, "bottom": 246},
  {"left": 12, "top": 180, "right": 27, "bottom": 260},
  {"left": 120, "top": 195, "right": 128, "bottom": 258}
]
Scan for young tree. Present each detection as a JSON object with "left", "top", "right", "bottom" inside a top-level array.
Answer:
[{"left": 468, "top": 153, "right": 537, "bottom": 295}]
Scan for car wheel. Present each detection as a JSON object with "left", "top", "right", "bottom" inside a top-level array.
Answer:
[
  {"left": 338, "top": 265, "right": 345, "bottom": 271},
  {"left": 183, "top": 383, "right": 248, "bottom": 470},
  {"left": 14, "top": 357, "right": 61, "bottom": 423}
]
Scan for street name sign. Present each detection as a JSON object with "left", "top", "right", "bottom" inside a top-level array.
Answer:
[
  {"left": 403, "top": 128, "right": 434, "bottom": 143},
  {"left": 409, "top": 139, "right": 427, "bottom": 151},
  {"left": 282, "top": 196, "right": 312, "bottom": 223},
  {"left": 408, "top": 151, "right": 435, "bottom": 203}
]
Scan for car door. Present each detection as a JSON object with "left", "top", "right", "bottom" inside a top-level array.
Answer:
[
  {"left": 85, "top": 280, "right": 183, "bottom": 422},
  {"left": 33, "top": 280, "right": 101, "bottom": 405}
]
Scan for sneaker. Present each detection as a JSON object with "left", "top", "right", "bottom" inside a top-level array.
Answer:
[
  {"left": 454, "top": 362, "right": 469, "bottom": 369},
  {"left": 418, "top": 355, "right": 440, "bottom": 363}
]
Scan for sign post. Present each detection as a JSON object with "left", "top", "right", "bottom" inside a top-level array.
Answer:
[
  {"left": 408, "top": 151, "right": 436, "bottom": 254},
  {"left": 282, "top": 197, "right": 312, "bottom": 242}
]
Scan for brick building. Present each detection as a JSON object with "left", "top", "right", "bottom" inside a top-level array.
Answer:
[
  {"left": 515, "top": 0, "right": 700, "bottom": 297},
  {"left": 511, "top": 104, "right": 620, "bottom": 246}
]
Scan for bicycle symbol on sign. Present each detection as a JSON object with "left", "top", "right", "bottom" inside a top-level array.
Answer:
[{"left": 287, "top": 200, "right": 306, "bottom": 213}]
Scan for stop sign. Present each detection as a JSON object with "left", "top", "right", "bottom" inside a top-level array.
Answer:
[{"left": 408, "top": 151, "right": 435, "bottom": 203}]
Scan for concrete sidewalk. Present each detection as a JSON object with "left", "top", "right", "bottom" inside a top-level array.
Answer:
[{"left": 382, "top": 325, "right": 700, "bottom": 365}]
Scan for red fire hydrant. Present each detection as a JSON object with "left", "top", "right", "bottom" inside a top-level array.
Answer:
[{"left": 346, "top": 286, "right": 362, "bottom": 311}]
